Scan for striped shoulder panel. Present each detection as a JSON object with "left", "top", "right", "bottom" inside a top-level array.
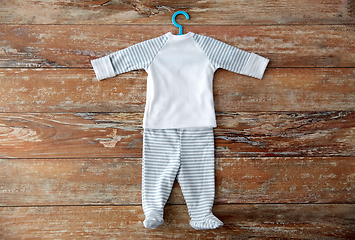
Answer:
[
  {"left": 192, "top": 33, "right": 251, "bottom": 74},
  {"left": 110, "top": 34, "right": 169, "bottom": 75}
]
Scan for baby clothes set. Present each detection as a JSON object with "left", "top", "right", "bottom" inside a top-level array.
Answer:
[{"left": 91, "top": 32, "right": 269, "bottom": 230}]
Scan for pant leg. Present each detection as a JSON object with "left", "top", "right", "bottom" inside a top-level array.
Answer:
[
  {"left": 142, "top": 129, "right": 181, "bottom": 229},
  {"left": 176, "top": 128, "right": 223, "bottom": 230}
]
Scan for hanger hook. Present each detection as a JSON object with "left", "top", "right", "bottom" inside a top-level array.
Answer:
[{"left": 172, "top": 11, "right": 190, "bottom": 35}]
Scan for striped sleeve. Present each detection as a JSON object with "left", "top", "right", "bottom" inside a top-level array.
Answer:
[
  {"left": 91, "top": 35, "right": 168, "bottom": 81},
  {"left": 193, "top": 34, "right": 269, "bottom": 79}
]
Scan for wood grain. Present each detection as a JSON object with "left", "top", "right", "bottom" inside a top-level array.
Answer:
[
  {"left": 1, "top": 204, "right": 354, "bottom": 239},
  {"left": 1, "top": 0, "right": 354, "bottom": 25},
  {"left": 1, "top": 0, "right": 355, "bottom": 238},
  {"left": 1, "top": 25, "right": 355, "bottom": 68},
  {"left": 1, "top": 68, "right": 355, "bottom": 113},
  {"left": 1, "top": 157, "right": 354, "bottom": 206},
  {"left": 0, "top": 112, "right": 354, "bottom": 159}
]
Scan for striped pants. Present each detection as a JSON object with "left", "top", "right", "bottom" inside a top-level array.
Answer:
[{"left": 142, "top": 128, "right": 223, "bottom": 230}]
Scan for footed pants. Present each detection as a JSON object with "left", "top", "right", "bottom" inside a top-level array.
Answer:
[{"left": 142, "top": 128, "right": 223, "bottom": 230}]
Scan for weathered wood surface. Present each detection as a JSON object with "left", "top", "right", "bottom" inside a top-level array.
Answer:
[
  {"left": 1, "top": 204, "right": 354, "bottom": 239},
  {"left": 1, "top": 25, "right": 355, "bottom": 68},
  {"left": 1, "top": 157, "right": 354, "bottom": 206},
  {"left": 1, "top": 0, "right": 355, "bottom": 25},
  {"left": 1, "top": 68, "right": 355, "bottom": 113},
  {"left": 0, "top": 111, "right": 354, "bottom": 159},
  {"left": 1, "top": 0, "right": 355, "bottom": 238}
]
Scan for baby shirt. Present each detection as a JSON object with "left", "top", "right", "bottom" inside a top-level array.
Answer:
[{"left": 91, "top": 32, "right": 269, "bottom": 129}]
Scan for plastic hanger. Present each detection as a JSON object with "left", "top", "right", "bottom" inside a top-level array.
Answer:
[{"left": 172, "top": 11, "right": 190, "bottom": 35}]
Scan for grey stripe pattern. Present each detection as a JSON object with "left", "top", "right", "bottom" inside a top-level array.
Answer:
[
  {"left": 193, "top": 33, "right": 269, "bottom": 79},
  {"left": 110, "top": 35, "right": 168, "bottom": 74},
  {"left": 91, "top": 35, "right": 168, "bottom": 80},
  {"left": 193, "top": 33, "right": 251, "bottom": 73},
  {"left": 142, "top": 128, "right": 223, "bottom": 230}
]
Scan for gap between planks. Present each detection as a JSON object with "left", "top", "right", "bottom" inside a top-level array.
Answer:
[{"left": 2, "top": 202, "right": 354, "bottom": 208}]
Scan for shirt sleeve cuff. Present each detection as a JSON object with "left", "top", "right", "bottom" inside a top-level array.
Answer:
[
  {"left": 242, "top": 53, "right": 269, "bottom": 79},
  {"left": 91, "top": 55, "right": 116, "bottom": 81}
]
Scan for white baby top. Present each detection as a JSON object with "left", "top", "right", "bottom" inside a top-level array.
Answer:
[{"left": 91, "top": 32, "right": 269, "bottom": 129}]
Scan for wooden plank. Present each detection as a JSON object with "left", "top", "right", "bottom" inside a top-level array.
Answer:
[
  {"left": 1, "top": 204, "right": 354, "bottom": 239},
  {"left": 0, "top": 68, "right": 146, "bottom": 113},
  {"left": 1, "top": 0, "right": 354, "bottom": 25},
  {"left": 1, "top": 68, "right": 355, "bottom": 113},
  {"left": 1, "top": 157, "right": 354, "bottom": 206},
  {"left": 215, "top": 111, "right": 355, "bottom": 157},
  {"left": 0, "top": 111, "right": 354, "bottom": 159},
  {"left": 1, "top": 25, "right": 355, "bottom": 68}
]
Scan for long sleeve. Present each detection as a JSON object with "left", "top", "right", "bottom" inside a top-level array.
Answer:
[
  {"left": 91, "top": 35, "right": 168, "bottom": 81},
  {"left": 193, "top": 34, "right": 269, "bottom": 79}
]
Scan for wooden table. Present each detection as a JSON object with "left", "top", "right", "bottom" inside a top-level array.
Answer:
[{"left": 1, "top": 1, "right": 355, "bottom": 239}]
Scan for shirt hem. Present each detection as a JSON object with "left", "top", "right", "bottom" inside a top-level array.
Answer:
[{"left": 143, "top": 122, "right": 217, "bottom": 129}]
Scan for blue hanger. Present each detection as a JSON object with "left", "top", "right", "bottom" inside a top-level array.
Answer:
[{"left": 172, "top": 11, "right": 190, "bottom": 35}]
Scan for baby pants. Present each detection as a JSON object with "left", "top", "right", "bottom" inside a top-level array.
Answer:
[{"left": 142, "top": 128, "right": 223, "bottom": 230}]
